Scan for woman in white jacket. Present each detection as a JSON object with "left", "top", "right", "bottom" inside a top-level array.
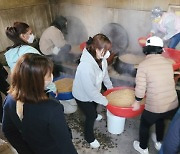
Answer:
[{"left": 72, "top": 34, "right": 113, "bottom": 148}]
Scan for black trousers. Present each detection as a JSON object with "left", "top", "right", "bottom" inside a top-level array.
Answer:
[
  {"left": 139, "top": 108, "right": 178, "bottom": 149},
  {"left": 0, "top": 94, "right": 2, "bottom": 122},
  {"left": 75, "top": 99, "right": 98, "bottom": 143}
]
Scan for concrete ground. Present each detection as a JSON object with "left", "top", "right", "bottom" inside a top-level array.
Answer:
[
  {"left": 67, "top": 105, "right": 158, "bottom": 154},
  {"left": 0, "top": 105, "right": 159, "bottom": 154},
  {"left": 0, "top": 70, "right": 171, "bottom": 154}
]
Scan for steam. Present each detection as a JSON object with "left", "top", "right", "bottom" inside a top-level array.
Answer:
[
  {"left": 53, "top": 16, "right": 88, "bottom": 65},
  {"left": 101, "top": 23, "right": 129, "bottom": 55},
  {"left": 65, "top": 16, "right": 88, "bottom": 46},
  {"left": 57, "top": 3, "right": 138, "bottom": 86}
]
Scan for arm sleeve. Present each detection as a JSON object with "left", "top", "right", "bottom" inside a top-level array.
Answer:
[
  {"left": 79, "top": 66, "right": 108, "bottom": 106},
  {"left": 59, "top": 44, "right": 71, "bottom": 53},
  {"left": 2, "top": 107, "right": 33, "bottom": 154},
  {"left": 135, "top": 66, "right": 147, "bottom": 99},
  {"left": 135, "top": 96, "right": 143, "bottom": 101},
  {"left": 163, "top": 115, "right": 180, "bottom": 154},
  {"left": 51, "top": 30, "right": 67, "bottom": 48},
  {"left": 0, "top": 63, "right": 8, "bottom": 79},
  {"left": 0, "top": 64, "right": 9, "bottom": 95},
  {"left": 49, "top": 104, "right": 77, "bottom": 154},
  {"left": 0, "top": 79, "right": 9, "bottom": 95},
  {"left": 103, "top": 62, "right": 113, "bottom": 89},
  {"left": 163, "top": 18, "right": 176, "bottom": 40},
  {"left": 150, "top": 22, "right": 159, "bottom": 34}
]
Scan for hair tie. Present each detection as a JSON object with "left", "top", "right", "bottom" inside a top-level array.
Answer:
[{"left": 86, "top": 37, "right": 93, "bottom": 45}]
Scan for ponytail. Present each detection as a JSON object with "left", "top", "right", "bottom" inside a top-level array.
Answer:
[{"left": 6, "top": 22, "right": 30, "bottom": 50}]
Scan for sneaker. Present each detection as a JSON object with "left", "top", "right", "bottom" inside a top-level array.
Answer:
[
  {"left": 90, "top": 139, "right": 100, "bottom": 148},
  {"left": 151, "top": 133, "right": 162, "bottom": 150},
  {"left": 96, "top": 114, "right": 103, "bottom": 121},
  {"left": 133, "top": 141, "right": 149, "bottom": 154}
]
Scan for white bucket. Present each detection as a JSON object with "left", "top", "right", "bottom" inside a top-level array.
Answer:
[
  {"left": 106, "top": 110, "right": 125, "bottom": 134},
  {"left": 59, "top": 99, "right": 77, "bottom": 114}
]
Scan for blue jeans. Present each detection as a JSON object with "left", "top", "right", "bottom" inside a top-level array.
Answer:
[
  {"left": 169, "top": 33, "right": 180, "bottom": 49},
  {"left": 159, "top": 108, "right": 180, "bottom": 154},
  {"left": 159, "top": 145, "right": 163, "bottom": 154}
]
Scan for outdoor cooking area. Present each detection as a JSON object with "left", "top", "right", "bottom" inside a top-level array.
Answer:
[{"left": 0, "top": 0, "right": 180, "bottom": 154}]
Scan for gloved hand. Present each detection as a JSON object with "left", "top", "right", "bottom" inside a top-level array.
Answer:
[
  {"left": 148, "top": 32, "right": 154, "bottom": 37},
  {"left": 52, "top": 46, "right": 60, "bottom": 55},
  {"left": 132, "top": 100, "right": 140, "bottom": 111}
]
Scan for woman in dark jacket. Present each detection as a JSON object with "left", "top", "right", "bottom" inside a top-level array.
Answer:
[
  {"left": 0, "top": 62, "right": 9, "bottom": 122},
  {"left": 2, "top": 53, "right": 77, "bottom": 154}
]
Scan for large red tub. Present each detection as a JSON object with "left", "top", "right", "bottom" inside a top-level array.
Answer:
[
  {"left": 103, "top": 87, "right": 145, "bottom": 118},
  {"left": 162, "top": 48, "right": 180, "bottom": 71}
]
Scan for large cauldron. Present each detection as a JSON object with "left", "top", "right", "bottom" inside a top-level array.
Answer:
[
  {"left": 113, "top": 53, "right": 145, "bottom": 77},
  {"left": 101, "top": 23, "right": 129, "bottom": 55},
  {"left": 113, "top": 57, "right": 137, "bottom": 77}
]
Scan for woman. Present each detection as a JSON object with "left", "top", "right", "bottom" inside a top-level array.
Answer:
[
  {"left": 5, "top": 22, "right": 56, "bottom": 93},
  {"left": 72, "top": 34, "right": 113, "bottom": 148},
  {"left": 39, "top": 16, "right": 79, "bottom": 78},
  {"left": 2, "top": 53, "right": 77, "bottom": 154},
  {"left": 5, "top": 22, "right": 40, "bottom": 70},
  {"left": 132, "top": 36, "right": 178, "bottom": 154},
  {"left": 39, "top": 16, "right": 70, "bottom": 58},
  {"left": 150, "top": 7, "right": 180, "bottom": 49}
]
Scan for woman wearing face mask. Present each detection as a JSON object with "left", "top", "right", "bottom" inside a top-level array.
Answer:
[
  {"left": 5, "top": 22, "right": 56, "bottom": 94},
  {"left": 150, "top": 7, "right": 180, "bottom": 49},
  {"left": 132, "top": 36, "right": 178, "bottom": 154},
  {"left": 2, "top": 53, "right": 77, "bottom": 154},
  {"left": 72, "top": 33, "right": 113, "bottom": 148},
  {"left": 4, "top": 22, "right": 40, "bottom": 70},
  {"left": 39, "top": 16, "right": 73, "bottom": 77}
]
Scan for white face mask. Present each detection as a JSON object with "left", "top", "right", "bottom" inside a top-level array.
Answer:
[
  {"left": 99, "top": 50, "right": 111, "bottom": 59},
  {"left": 44, "top": 74, "right": 53, "bottom": 88},
  {"left": 103, "top": 50, "right": 110, "bottom": 59},
  {"left": 27, "top": 34, "right": 35, "bottom": 44}
]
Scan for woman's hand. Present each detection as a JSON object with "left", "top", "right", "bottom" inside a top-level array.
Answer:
[{"left": 132, "top": 101, "right": 140, "bottom": 111}]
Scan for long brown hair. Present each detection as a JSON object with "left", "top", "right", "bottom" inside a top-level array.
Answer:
[
  {"left": 9, "top": 53, "right": 53, "bottom": 103},
  {"left": 86, "top": 33, "right": 111, "bottom": 62}
]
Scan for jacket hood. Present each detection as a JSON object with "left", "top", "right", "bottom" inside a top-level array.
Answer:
[{"left": 80, "top": 48, "right": 99, "bottom": 66}]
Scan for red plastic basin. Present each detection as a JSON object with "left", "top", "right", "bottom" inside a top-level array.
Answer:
[
  {"left": 103, "top": 87, "right": 145, "bottom": 118},
  {"left": 80, "top": 42, "right": 86, "bottom": 51},
  {"left": 162, "top": 48, "right": 180, "bottom": 70},
  {"left": 138, "top": 37, "right": 147, "bottom": 47}
]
